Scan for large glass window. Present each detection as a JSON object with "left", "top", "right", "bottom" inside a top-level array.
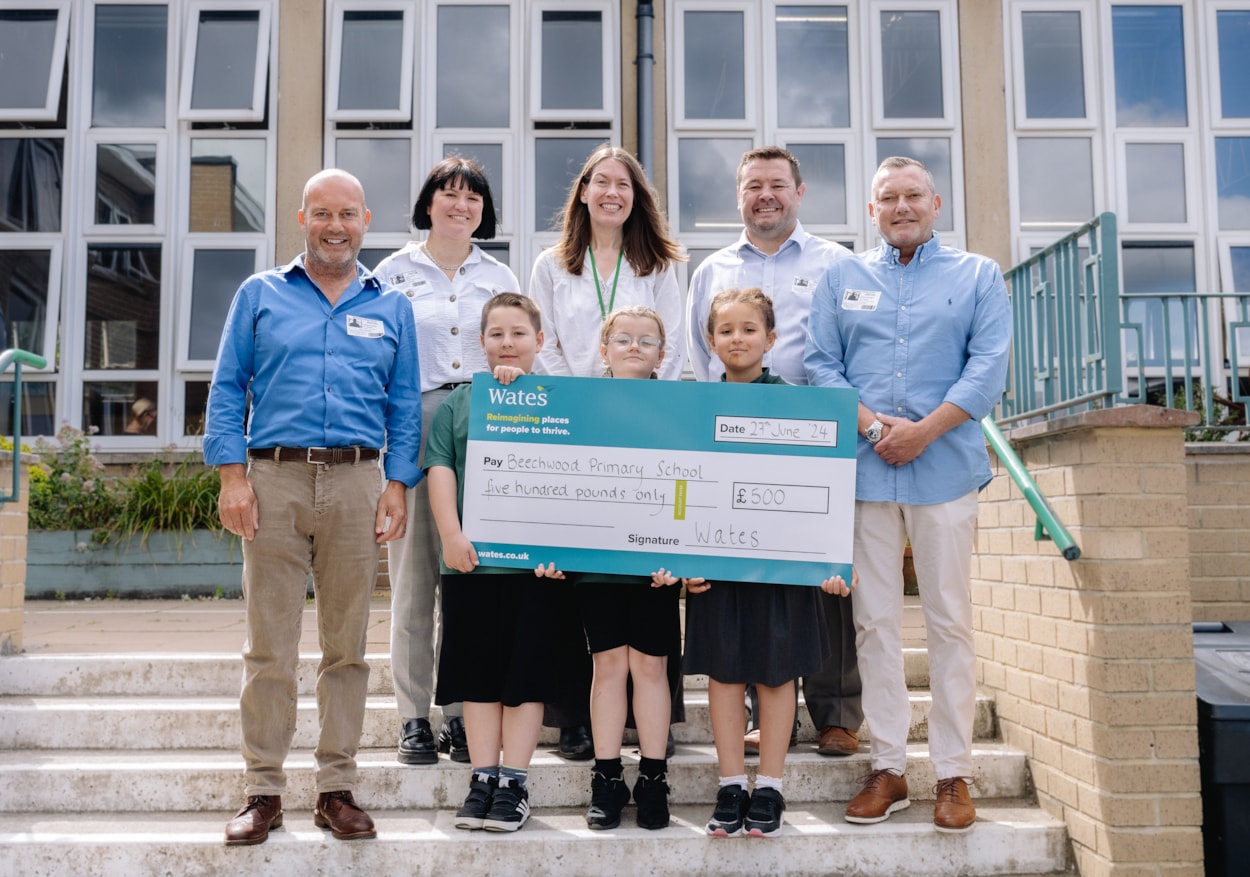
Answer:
[
  {"left": 335, "top": 139, "right": 412, "bottom": 234},
  {"left": 1125, "top": 142, "right": 1188, "bottom": 224},
  {"left": 0, "top": 381, "right": 56, "bottom": 437},
  {"left": 776, "top": 5, "right": 849, "bottom": 129},
  {"left": 786, "top": 143, "right": 847, "bottom": 226},
  {"left": 186, "top": 248, "right": 255, "bottom": 363},
  {"left": 1018, "top": 137, "right": 1094, "bottom": 227},
  {"left": 443, "top": 142, "right": 506, "bottom": 221},
  {"left": 1216, "top": 9, "right": 1250, "bottom": 120},
  {"left": 1122, "top": 242, "right": 1197, "bottom": 368},
  {"left": 92, "top": 4, "right": 168, "bottom": 128},
  {"left": 534, "top": 138, "right": 605, "bottom": 232},
  {"left": 0, "top": 249, "right": 51, "bottom": 355},
  {"left": 0, "top": 138, "right": 64, "bottom": 233},
  {"left": 1112, "top": 5, "right": 1187, "bottom": 128},
  {"left": 82, "top": 379, "right": 159, "bottom": 436},
  {"left": 0, "top": 5, "right": 70, "bottom": 121},
  {"left": 1215, "top": 137, "right": 1250, "bottom": 230},
  {"left": 879, "top": 9, "right": 943, "bottom": 120},
  {"left": 437, "top": 4, "right": 509, "bottom": 128},
  {"left": 1020, "top": 10, "right": 1085, "bottom": 120},
  {"left": 84, "top": 244, "right": 161, "bottom": 370},
  {"left": 537, "top": 8, "right": 604, "bottom": 114},
  {"left": 328, "top": 5, "right": 412, "bottom": 121},
  {"left": 876, "top": 137, "right": 953, "bottom": 232},
  {"left": 683, "top": 10, "right": 747, "bottom": 121},
  {"left": 179, "top": 4, "right": 270, "bottom": 121},
  {"left": 94, "top": 143, "right": 158, "bottom": 227},
  {"left": 189, "top": 139, "right": 266, "bottom": 233},
  {"left": 677, "top": 137, "right": 753, "bottom": 234}
]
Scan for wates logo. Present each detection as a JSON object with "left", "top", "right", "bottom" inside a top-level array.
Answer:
[{"left": 487, "top": 387, "right": 549, "bottom": 406}]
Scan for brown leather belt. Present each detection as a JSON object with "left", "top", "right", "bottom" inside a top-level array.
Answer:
[{"left": 248, "top": 446, "right": 380, "bottom": 465}]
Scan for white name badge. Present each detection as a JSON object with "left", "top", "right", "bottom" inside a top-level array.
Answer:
[
  {"left": 792, "top": 276, "right": 816, "bottom": 295},
  {"left": 346, "top": 315, "right": 384, "bottom": 338},
  {"left": 842, "top": 288, "right": 881, "bottom": 311}
]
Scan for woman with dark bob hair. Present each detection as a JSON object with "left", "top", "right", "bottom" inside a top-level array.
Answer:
[
  {"left": 373, "top": 156, "right": 520, "bottom": 770},
  {"left": 529, "top": 145, "right": 686, "bottom": 379}
]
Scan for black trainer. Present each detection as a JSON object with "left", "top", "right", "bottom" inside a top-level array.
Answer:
[
  {"left": 706, "top": 784, "right": 751, "bottom": 837},
  {"left": 744, "top": 786, "right": 786, "bottom": 837},
  {"left": 483, "top": 776, "right": 530, "bottom": 832},
  {"left": 632, "top": 771, "right": 670, "bottom": 830},
  {"left": 397, "top": 717, "right": 437, "bottom": 766},
  {"left": 438, "top": 716, "right": 470, "bottom": 763},
  {"left": 453, "top": 773, "right": 496, "bottom": 830},
  {"left": 557, "top": 725, "right": 594, "bottom": 760},
  {"left": 585, "top": 770, "right": 630, "bottom": 830}
]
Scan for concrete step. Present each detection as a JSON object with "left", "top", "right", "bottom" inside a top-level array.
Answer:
[
  {"left": 0, "top": 689, "right": 995, "bottom": 751},
  {"left": 0, "top": 802, "right": 1070, "bottom": 877},
  {"left": 0, "top": 650, "right": 934, "bottom": 696},
  {"left": 0, "top": 743, "right": 1030, "bottom": 813}
]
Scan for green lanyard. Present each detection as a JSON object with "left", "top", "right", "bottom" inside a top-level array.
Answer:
[{"left": 588, "top": 247, "right": 623, "bottom": 319}]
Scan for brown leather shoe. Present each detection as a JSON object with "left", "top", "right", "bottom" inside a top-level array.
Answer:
[
  {"left": 224, "top": 795, "right": 283, "bottom": 846},
  {"left": 933, "top": 777, "right": 976, "bottom": 832},
  {"left": 743, "top": 728, "right": 761, "bottom": 753},
  {"left": 817, "top": 725, "right": 859, "bottom": 757},
  {"left": 844, "top": 769, "right": 910, "bottom": 824},
  {"left": 314, "top": 790, "right": 377, "bottom": 840}
]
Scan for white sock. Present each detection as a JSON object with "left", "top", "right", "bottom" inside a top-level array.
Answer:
[
  {"left": 755, "top": 774, "right": 783, "bottom": 793},
  {"left": 719, "top": 774, "right": 748, "bottom": 790}
]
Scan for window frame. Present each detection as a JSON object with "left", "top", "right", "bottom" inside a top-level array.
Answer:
[
  {"left": 1205, "top": 1, "right": 1250, "bottom": 130},
  {"left": 82, "top": 134, "right": 168, "bottom": 235},
  {"left": 175, "top": 241, "right": 266, "bottom": 371},
  {"left": 781, "top": 135, "right": 862, "bottom": 241},
  {"left": 433, "top": 133, "right": 517, "bottom": 238},
  {"left": 765, "top": 1, "right": 858, "bottom": 134},
  {"left": 0, "top": 238, "right": 64, "bottom": 371},
  {"left": 0, "top": 0, "right": 71, "bottom": 123},
  {"left": 528, "top": 0, "right": 616, "bottom": 123},
  {"left": 868, "top": 0, "right": 958, "bottom": 131},
  {"left": 672, "top": 0, "right": 759, "bottom": 130},
  {"left": 1113, "top": 132, "right": 1201, "bottom": 233},
  {"left": 325, "top": 0, "right": 415, "bottom": 123},
  {"left": 1009, "top": 0, "right": 1097, "bottom": 130},
  {"left": 177, "top": 1, "right": 272, "bottom": 122},
  {"left": 1217, "top": 237, "right": 1250, "bottom": 370}
]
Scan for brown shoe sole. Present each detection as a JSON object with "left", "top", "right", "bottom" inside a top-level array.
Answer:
[
  {"left": 224, "top": 814, "right": 283, "bottom": 846},
  {"left": 314, "top": 812, "right": 377, "bottom": 840}
]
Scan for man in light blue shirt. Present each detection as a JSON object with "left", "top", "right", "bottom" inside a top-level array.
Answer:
[
  {"left": 206, "top": 169, "right": 421, "bottom": 847},
  {"left": 805, "top": 157, "right": 1011, "bottom": 833},
  {"left": 686, "top": 146, "right": 863, "bottom": 764}
]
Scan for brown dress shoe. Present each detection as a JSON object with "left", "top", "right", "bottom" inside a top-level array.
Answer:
[
  {"left": 844, "top": 769, "right": 910, "bottom": 824},
  {"left": 224, "top": 795, "right": 283, "bottom": 846},
  {"left": 933, "top": 777, "right": 976, "bottom": 832},
  {"left": 816, "top": 725, "right": 859, "bottom": 757},
  {"left": 314, "top": 790, "right": 377, "bottom": 840}
]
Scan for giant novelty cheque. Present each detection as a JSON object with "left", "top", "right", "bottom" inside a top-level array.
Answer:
[{"left": 462, "top": 373, "right": 858, "bottom": 585}]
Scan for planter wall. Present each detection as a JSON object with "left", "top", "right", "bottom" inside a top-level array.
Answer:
[{"left": 26, "top": 530, "right": 245, "bottom": 598}]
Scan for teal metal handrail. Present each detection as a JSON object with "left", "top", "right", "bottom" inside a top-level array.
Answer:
[
  {"left": 1, "top": 348, "right": 49, "bottom": 504},
  {"left": 982, "top": 416, "right": 1081, "bottom": 561}
]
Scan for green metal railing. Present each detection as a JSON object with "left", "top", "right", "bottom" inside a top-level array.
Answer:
[
  {"left": 1, "top": 348, "right": 49, "bottom": 504},
  {"left": 982, "top": 415, "right": 1080, "bottom": 560}
]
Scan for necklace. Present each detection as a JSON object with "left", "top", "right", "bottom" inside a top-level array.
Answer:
[
  {"left": 421, "top": 240, "right": 469, "bottom": 273},
  {"left": 587, "top": 247, "right": 624, "bottom": 318}
]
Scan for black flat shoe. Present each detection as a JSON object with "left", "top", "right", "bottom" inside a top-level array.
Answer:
[
  {"left": 557, "top": 724, "right": 594, "bottom": 760},
  {"left": 397, "top": 718, "right": 438, "bottom": 765},
  {"left": 438, "top": 716, "right": 470, "bottom": 763}
]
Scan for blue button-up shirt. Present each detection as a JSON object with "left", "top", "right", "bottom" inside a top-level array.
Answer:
[
  {"left": 203, "top": 255, "right": 423, "bottom": 488},
  {"left": 804, "top": 235, "right": 1011, "bottom": 505}
]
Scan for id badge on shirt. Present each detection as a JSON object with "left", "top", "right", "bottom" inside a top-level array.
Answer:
[
  {"left": 842, "top": 288, "right": 881, "bottom": 311},
  {"left": 792, "top": 276, "right": 816, "bottom": 295},
  {"left": 346, "top": 315, "right": 385, "bottom": 338}
]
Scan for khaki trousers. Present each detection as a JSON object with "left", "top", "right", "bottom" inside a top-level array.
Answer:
[{"left": 239, "top": 456, "right": 383, "bottom": 795}]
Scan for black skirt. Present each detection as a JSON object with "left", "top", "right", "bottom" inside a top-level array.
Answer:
[{"left": 683, "top": 580, "right": 830, "bottom": 687}]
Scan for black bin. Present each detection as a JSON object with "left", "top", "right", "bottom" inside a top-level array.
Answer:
[{"left": 1193, "top": 621, "right": 1250, "bottom": 877}]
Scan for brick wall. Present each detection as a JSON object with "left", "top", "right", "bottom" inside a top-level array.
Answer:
[
  {"left": 1186, "top": 444, "right": 1250, "bottom": 622},
  {"left": 0, "top": 452, "right": 29, "bottom": 655},
  {"left": 976, "top": 406, "right": 1204, "bottom": 877}
]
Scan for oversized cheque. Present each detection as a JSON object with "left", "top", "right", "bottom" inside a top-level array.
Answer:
[{"left": 462, "top": 373, "right": 857, "bottom": 585}]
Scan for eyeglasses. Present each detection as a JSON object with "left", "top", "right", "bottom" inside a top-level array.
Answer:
[{"left": 607, "top": 333, "right": 662, "bottom": 350}]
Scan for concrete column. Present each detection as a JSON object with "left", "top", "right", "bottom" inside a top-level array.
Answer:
[{"left": 975, "top": 406, "right": 1204, "bottom": 877}]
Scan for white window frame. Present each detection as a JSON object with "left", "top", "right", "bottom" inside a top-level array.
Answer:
[
  {"left": 178, "top": 1, "right": 272, "bottom": 123},
  {"left": 868, "top": 0, "right": 958, "bottom": 131},
  {"left": 82, "top": 134, "right": 168, "bottom": 236},
  {"left": 1009, "top": 133, "right": 1105, "bottom": 234},
  {"left": 0, "top": 0, "right": 70, "bottom": 122},
  {"left": 0, "top": 238, "right": 63, "bottom": 371},
  {"left": 433, "top": 133, "right": 517, "bottom": 238},
  {"left": 529, "top": 0, "right": 616, "bottom": 123},
  {"left": 780, "top": 135, "right": 862, "bottom": 241},
  {"left": 1217, "top": 237, "right": 1250, "bottom": 368},
  {"left": 1113, "top": 132, "right": 1202, "bottom": 233},
  {"left": 175, "top": 241, "right": 265, "bottom": 371},
  {"left": 672, "top": 0, "right": 759, "bottom": 130},
  {"left": 766, "top": 1, "right": 860, "bottom": 135},
  {"left": 326, "top": 0, "right": 415, "bottom": 123},
  {"left": 1009, "top": 0, "right": 1097, "bottom": 130},
  {"left": 1100, "top": 0, "right": 1199, "bottom": 132},
  {"left": 1204, "top": 1, "right": 1250, "bottom": 130}
]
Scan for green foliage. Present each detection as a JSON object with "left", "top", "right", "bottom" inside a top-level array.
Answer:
[{"left": 27, "top": 424, "right": 223, "bottom": 541}]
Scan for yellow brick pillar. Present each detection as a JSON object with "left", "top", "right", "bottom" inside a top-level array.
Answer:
[
  {"left": 975, "top": 406, "right": 1204, "bottom": 877},
  {"left": 0, "top": 450, "right": 31, "bottom": 655}
]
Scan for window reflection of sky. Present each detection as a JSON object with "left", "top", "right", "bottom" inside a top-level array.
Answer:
[
  {"left": 1216, "top": 139, "right": 1250, "bottom": 231},
  {"left": 92, "top": 5, "right": 167, "bottom": 128},
  {"left": 1112, "top": 6, "right": 1187, "bottom": 127},
  {"left": 1126, "top": 144, "right": 1187, "bottom": 224}
]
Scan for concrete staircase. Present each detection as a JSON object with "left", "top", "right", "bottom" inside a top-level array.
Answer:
[{"left": 0, "top": 626, "right": 1071, "bottom": 876}]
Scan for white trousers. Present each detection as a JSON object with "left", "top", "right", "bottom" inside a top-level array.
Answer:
[{"left": 852, "top": 490, "right": 979, "bottom": 779}]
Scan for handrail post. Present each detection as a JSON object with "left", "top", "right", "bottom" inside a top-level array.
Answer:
[{"left": 1, "top": 348, "right": 50, "bottom": 503}]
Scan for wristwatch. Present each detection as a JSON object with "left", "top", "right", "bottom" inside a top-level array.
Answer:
[{"left": 864, "top": 419, "right": 885, "bottom": 444}]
